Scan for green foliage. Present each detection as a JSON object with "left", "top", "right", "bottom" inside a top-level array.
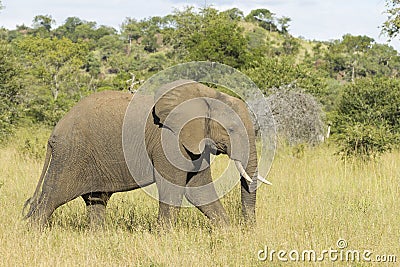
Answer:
[
  {"left": 245, "top": 8, "right": 277, "bottom": 32},
  {"left": 32, "top": 15, "right": 55, "bottom": 37},
  {"left": 382, "top": 0, "right": 400, "bottom": 39},
  {"left": 121, "top": 18, "right": 142, "bottom": 42},
  {"left": 0, "top": 5, "right": 399, "bottom": 160},
  {"left": 139, "top": 53, "right": 169, "bottom": 73},
  {"left": 221, "top": 8, "right": 244, "bottom": 21},
  {"left": 280, "top": 36, "right": 300, "bottom": 55},
  {"left": 277, "top": 16, "right": 291, "bottom": 34},
  {"left": 15, "top": 36, "right": 89, "bottom": 124},
  {"left": 335, "top": 121, "right": 395, "bottom": 160},
  {"left": 170, "top": 7, "right": 249, "bottom": 68},
  {"left": 335, "top": 77, "right": 400, "bottom": 159},
  {"left": 84, "top": 51, "right": 101, "bottom": 77},
  {"left": 244, "top": 56, "right": 328, "bottom": 100},
  {"left": 0, "top": 41, "right": 22, "bottom": 141},
  {"left": 25, "top": 93, "right": 79, "bottom": 125},
  {"left": 53, "top": 17, "right": 117, "bottom": 43},
  {"left": 338, "top": 78, "right": 400, "bottom": 128},
  {"left": 322, "top": 35, "right": 400, "bottom": 81}
]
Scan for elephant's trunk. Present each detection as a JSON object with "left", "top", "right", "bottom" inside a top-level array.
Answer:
[
  {"left": 228, "top": 124, "right": 271, "bottom": 222},
  {"left": 238, "top": 139, "right": 258, "bottom": 221}
]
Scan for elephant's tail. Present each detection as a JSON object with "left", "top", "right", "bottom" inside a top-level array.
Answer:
[{"left": 23, "top": 141, "right": 52, "bottom": 220}]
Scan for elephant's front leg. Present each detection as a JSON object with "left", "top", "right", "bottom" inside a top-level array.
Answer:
[
  {"left": 185, "top": 168, "right": 230, "bottom": 226},
  {"left": 152, "top": 155, "right": 187, "bottom": 227}
]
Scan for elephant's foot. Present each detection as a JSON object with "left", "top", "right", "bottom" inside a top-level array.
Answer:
[
  {"left": 185, "top": 192, "right": 230, "bottom": 227},
  {"left": 157, "top": 202, "right": 181, "bottom": 229},
  {"left": 198, "top": 202, "right": 230, "bottom": 227},
  {"left": 26, "top": 209, "right": 53, "bottom": 231},
  {"left": 86, "top": 203, "right": 106, "bottom": 228}
]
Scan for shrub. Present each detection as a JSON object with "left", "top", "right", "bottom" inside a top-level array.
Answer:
[
  {"left": 335, "top": 121, "right": 395, "bottom": 160},
  {"left": 266, "top": 86, "right": 325, "bottom": 146},
  {"left": 334, "top": 77, "right": 400, "bottom": 159}
]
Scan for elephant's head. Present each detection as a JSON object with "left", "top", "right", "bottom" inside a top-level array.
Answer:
[{"left": 153, "top": 80, "right": 270, "bottom": 219}]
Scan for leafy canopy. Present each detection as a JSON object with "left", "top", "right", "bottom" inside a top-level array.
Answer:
[{"left": 382, "top": 0, "right": 400, "bottom": 39}]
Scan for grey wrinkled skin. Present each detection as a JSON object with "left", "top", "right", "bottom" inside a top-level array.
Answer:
[{"left": 24, "top": 80, "right": 260, "bottom": 228}]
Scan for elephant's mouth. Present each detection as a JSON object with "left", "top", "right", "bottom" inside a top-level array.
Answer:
[
  {"left": 213, "top": 141, "right": 228, "bottom": 155},
  {"left": 211, "top": 145, "right": 228, "bottom": 155},
  {"left": 205, "top": 139, "right": 226, "bottom": 156}
]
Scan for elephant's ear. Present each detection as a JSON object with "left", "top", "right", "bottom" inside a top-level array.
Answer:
[{"left": 154, "top": 80, "right": 215, "bottom": 155}]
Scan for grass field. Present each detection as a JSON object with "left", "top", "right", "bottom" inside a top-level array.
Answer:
[{"left": 0, "top": 127, "right": 398, "bottom": 266}]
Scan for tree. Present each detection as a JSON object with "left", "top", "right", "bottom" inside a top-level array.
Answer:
[
  {"left": 245, "top": 56, "right": 326, "bottom": 95},
  {"left": 222, "top": 8, "right": 244, "bottom": 21},
  {"left": 324, "top": 35, "right": 375, "bottom": 81},
  {"left": 16, "top": 37, "right": 89, "bottom": 124},
  {"left": 323, "top": 34, "right": 400, "bottom": 81},
  {"left": 17, "top": 36, "right": 88, "bottom": 100},
  {"left": 0, "top": 41, "right": 22, "bottom": 140},
  {"left": 31, "top": 15, "right": 56, "bottom": 38},
  {"left": 277, "top": 16, "right": 291, "bottom": 34},
  {"left": 32, "top": 15, "right": 55, "bottom": 32},
  {"left": 121, "top": 18, "right": 142, "bottom": 43},
  {"left": 360, "top": 43, "right": 400, "bottom": 77},
  {"left": 245, "top": 8, "right": 277, "bottom": 32},
  {"left": 382, "top": 0, "right": 400, "bottom": 40},
  {"left": 54, "top": 17, "right": 112, "bottom": 42},
  {"left": 54, "top": 17, "right": 83, "bottom": 37},
  {"left": 171, "top": 7, "right": 249, "bottom": 68}
]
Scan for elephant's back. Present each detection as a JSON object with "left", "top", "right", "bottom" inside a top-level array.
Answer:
[
  {"left": 68, "top": 90, "right": 132, "bottom": 121},
  {"left": 54, "top": 91, "right": 133, "bottom": 136}
]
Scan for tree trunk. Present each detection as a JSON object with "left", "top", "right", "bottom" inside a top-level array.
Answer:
[{"left": 52, "top": 73, "right": 59, "bottom": 101}]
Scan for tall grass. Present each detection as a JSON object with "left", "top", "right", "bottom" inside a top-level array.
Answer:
[{"left": 0, "top": 127, "right": 398, "bottom": 266}]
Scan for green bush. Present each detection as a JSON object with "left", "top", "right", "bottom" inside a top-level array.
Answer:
[
  {"left": 25, "top": 93, "right": 79, "bottom": 126},
  {"left": 16, "top": 126, "right": 51, "bottom": 160},
  {"left": 335, "top": 121, "right": 395, "bottom": 160},
  {"left": 0, "top": 41, "right": 22, "bottom": 142},
  {"left": 334, "top": 77, "right": 400, "bottom": 159}
]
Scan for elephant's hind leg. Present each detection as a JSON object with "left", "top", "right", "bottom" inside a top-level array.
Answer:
[{"left": 82, "top": 192, "right": 112, "bottom": 228}]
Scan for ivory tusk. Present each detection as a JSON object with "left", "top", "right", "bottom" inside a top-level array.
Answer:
[
  {"left": 258, "top": 175, "right": 272, "bottom": 185},
  {"left": 234, "top": 160, "right": 253, "bottom": 183},
  {"left": 234, "top": 160, "right": 273, "bottom": 185}
]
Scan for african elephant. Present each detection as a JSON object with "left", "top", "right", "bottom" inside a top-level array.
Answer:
[{"left": 24, "top": 80, "right": 270, "bottom": 228}]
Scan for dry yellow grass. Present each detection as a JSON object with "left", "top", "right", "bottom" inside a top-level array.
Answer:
[{"left": 0, "top": 128, "right": 398, "bottom": 266}]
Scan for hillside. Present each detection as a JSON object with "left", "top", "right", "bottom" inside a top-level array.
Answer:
[{"left": 1, "top": 6, "right": 399, "bottom": 157}]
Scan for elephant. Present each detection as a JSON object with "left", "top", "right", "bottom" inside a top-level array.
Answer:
[{"left": 23, "top": 80, "right": 271, "bottom": 228}]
